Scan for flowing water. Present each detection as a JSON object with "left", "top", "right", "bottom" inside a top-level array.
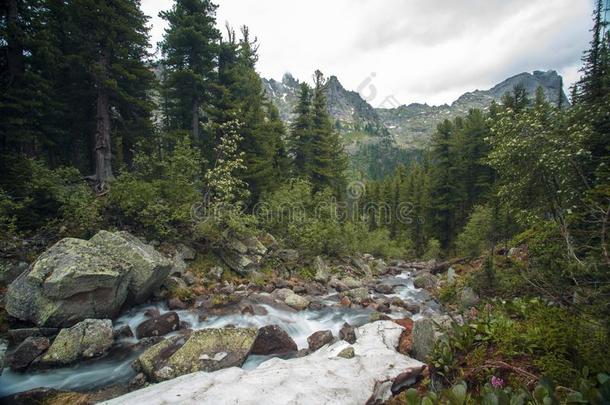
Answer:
[{"left": 0, "top": 270, "right": 437, "bottom": 397}]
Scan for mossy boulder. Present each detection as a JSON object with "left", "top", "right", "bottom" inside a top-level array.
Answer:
[
  {"left": 6, "top": 238, "right": 129, "bottom": 327},
  {"left": 6, "top": 231, "right": 172, "bottom": 327},
  {"left": 41, "top": 319, "right": 113, "bottom": 366},
  {"left": 90, "top": 231, "right": 172, "bottom": 303},
  {"left": 135, "top": 328, "right": 258, "bottom": 382}
]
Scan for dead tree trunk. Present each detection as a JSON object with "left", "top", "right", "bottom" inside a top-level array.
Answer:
[{"left": 94, "top": 51, "right": 113, "bottom": 193}]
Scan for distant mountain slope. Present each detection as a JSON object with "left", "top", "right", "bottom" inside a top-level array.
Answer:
[
  {"left": 262, "top": 70, "right": 569, "bottom": 150},
  {"left": 378, "top": 70, "right": 569, "bottom": 148}
]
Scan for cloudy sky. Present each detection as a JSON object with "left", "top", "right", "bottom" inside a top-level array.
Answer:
[{"left": 141, "top": 0, "right": 593, "bottom": 106}]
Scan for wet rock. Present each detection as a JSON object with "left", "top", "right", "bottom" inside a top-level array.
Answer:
[
  {"left": 0, "top": 338, "right": 7, "bottom": 374},
  {"left": 136, "top": 312, "right": 180, "bottom": 339},
  {"left": 251, "top": 325, "right": 297, "bottom": 355},
  {"left": 413, "top": 272, "right": 438, "bottom": 289},
  {"left": 329, "top": 278, "right": 349, "bottom": 292},
  {"left": 337, "top": 346, "right": 355, "bottom": 359},
  {"left": 144, "top": 308, "right": 161, "bottom": 318},
  {"left": 339, "top": 323, "right": 356, "bottom": 344},
  {"left": 346, "top": 287, "right": 369, "bottom": 303},
  {"left": 369, "top": 312, "right": 392, "bottom": 322},
  {"left": 135, "top": 328, "right": 257, "bottom": 382},
  {"left": 308, "top": 300, "right": 324, "bottom": 311},
  {"left": 374, "top": 283, "right": 394, "bottom": 294},
  {"left": 113, "top": 325, "right": 134, "bottom": 339},
  {"left": 7, "top": 327, "right": 58, "bottom": 344},
  {"left": 6, "top": 231, "right": 171, "bottom": 327},
  {"left": 8, "top": 336, "right": 50, "bottom": 371},
  {"left": 41, "top": 319, "right": 113, "bottom": 366},
  {"left": 167, "top": 297, "right": 188, "bottom": 310},
  {"left": 377, "top": 301, "right": 391, "bottom": 313},
  {"left": 102, "top": 321, "right": 425, "bottom": 405},
  {"left": 129, "top": 373, "right": 148, "bottom": 390},
  {"left": 402, "top": 300, "right": 421, "bottom": 314},
  {"left": 271, "top": 288, "right": 293, "bottom": 301},
  {"left": 240, "top": 304, "right": 255, "bottom": 316},
  {"left": 340, "top": 296, "right": 352, "bottom": 307},
  {"left": 285, "top": 293, "right": 310, "bottom": 310},
  {"left": 1, "top": 387, "right": 90, "bottom": 405},
  {"left": 307, "top": 330, "right": 333, "bottom": 351},
  {"left": 305, "top": 281, "right": 327, "bottom": 296}
]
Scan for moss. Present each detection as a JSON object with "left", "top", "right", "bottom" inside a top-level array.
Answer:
[
  {"left": 298, "top": 266, "right": 315, "bottom": 281},
  {"left": 170, "top": 286, "right": 194, "bottom": 302},
  {"left": 188, "top": 250, "right": 224, "bottom": 277}
]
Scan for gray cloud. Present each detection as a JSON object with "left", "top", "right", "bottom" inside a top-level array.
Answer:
[{"left": 142, "top": 0, "right": 593, "bottom": 105}]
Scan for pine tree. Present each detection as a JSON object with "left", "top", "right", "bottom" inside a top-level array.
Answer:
[
  {"left": 290, "top": 82, "right": 313, "bottom": 176},
  {"left": 575, "top": 0, "right": 607, "bottom": 103},
  {"left": 308, "top": 70, "right": 347, "bottom": 193},
  {"left": 159, "top": 0, "right": 220, "bottom": 143}
]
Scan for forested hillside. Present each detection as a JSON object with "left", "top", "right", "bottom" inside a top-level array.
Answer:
[{"left": 0, "top": 0, "right": 608, "bottom": 404}]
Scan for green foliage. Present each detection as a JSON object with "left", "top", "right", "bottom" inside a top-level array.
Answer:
[
  {"left": 108, "top": 134, "right": 202, "bottom": 239},
  {"left": 430, "top": 299, "right": 610, "bottom": 391},
  {"left": 257, "top": 179, "right": 409, "bottom": 258},
  {"left": 0, "top": 156, "right": 101, "bottom": 240},
  {"left": 456, "top": 205, "right": 494, "bottom": 258},
  {"left": 423, "top": 239, "right": 442, "bottom": 260}
]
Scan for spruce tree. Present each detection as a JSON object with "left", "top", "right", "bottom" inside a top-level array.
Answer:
[
  {"left": 159, "top": 0, "right": 220, "bottom": 143},
  {"left": 290, "top": 82, "right": 313, "bottom": 176},
  {"left": 308, "top": 70, "right": 347, "bottom": 193}
]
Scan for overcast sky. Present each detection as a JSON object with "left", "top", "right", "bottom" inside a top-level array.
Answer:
[{"left": 141, "top": 0, "right": 593, "bottom": 106}]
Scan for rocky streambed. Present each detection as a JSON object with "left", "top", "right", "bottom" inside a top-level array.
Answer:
[{"left": 0, "top": 231, "right": 444, "bottom": 403}]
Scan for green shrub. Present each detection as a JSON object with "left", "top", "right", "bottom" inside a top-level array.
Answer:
[
  {"left": 423, "top": 238, "right": 441, "bottom": 260},
  {"left": 456, "top": 205, "right": 493, "bottom": 258}
]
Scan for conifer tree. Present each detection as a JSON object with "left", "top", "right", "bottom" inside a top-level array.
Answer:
[
  {"left": 159, "top": 0, "right": 220, "bottom": 143},
  {"left": 308, "top": 70, "right": 347, "bottom": 193},
  {"left": 290, "top": 82, "right": 313, "bottom": 176}
]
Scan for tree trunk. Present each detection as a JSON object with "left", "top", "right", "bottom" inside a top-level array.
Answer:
[
  {"left": 192, "top": 99, "right": 199, "bottom": 143},
  {"left": 94, "top": 52, "right": 112, "bottom": 192}
]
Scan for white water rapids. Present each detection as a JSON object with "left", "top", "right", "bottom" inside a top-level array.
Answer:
[{"left": 0, "top": 270, "right": 437, "bottom": 397}]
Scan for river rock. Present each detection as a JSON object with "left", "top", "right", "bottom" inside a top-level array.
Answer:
[
  {"left": 346, "top": 287, "right": 369, "bottom": 303},
  {"left": 284, "top": 293, "right": 310, "bottom": 310},
  {"left": 7, "top": 328, "right": 59, "bottom": 344},
  {"left": 276, "top": 249, "right": 299, "bottom": 262},
  {"left": 307, "top": 330, "right": 333, "bottom": 351},
  {"left": 135, "top": 328, "right": 257, "bottom": 382},
  {"left": 329, "top": 278, "right": 349, "bottom": 292},
  {"left": 270, "top": 288, "right": 293, "bottom": 301},
  {"left": 136, "top": 312, "right": 180, "bottom": 339},
  {"left": 90, "top": 230, "right": 173, "bottom": 303},
  {"left": 41, "top": 319, "right": 113, "bottom": 366},
  {"left": 0, "top": 338, "right": 7, "bottom": 375},
  {"left": 339, "top": 323, "right": 356, "bottom": 344},
  {"left": 251, "top": 325, "right": 297, "bottom": 355},
  {"left": 167, "top": 297, "right": 188, "bottom": 310},
  {"left": 374, "top": 283, "right": 394, "bottom": 294},
  {"left": 113, "top": 325, "right": 134, "bottom": 339},
  {"left": 5, "top": 231, "right": 171, "bottom": 327},
  {"left": 394, "top": 319, "right": 414, "bottom": 355},
  {"left": 104, "top": 321, "right": 425, "bottom": 405},
  {"left": 413, "top": 272, "right": 438, "bottom": 289},
  {"left": 8, "top": 336, "right": 50, "bottom": 371}
]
